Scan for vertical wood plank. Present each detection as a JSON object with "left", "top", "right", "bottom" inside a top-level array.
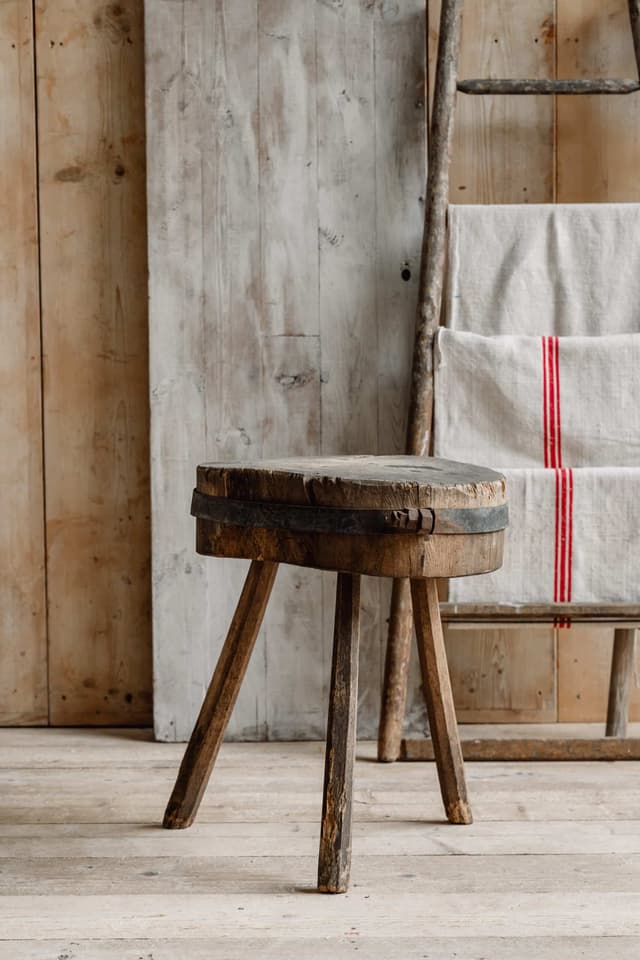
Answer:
[
  {"left": 257, "top": 2, "right": 326, "bottom": 740},
  {"left": 427, "top": 0, "right": 559, "bottom": 723},
  {"left": 446, "top": 627, "right": 557, "bottom": 723},
  {"left": 261, "top": 335, "right": 324, "bottom": 739},
  {"left": 374, "top": 2, "right": 427, "bottom": 740},
  {"left": 316, "top": 0, "right": 381, "bottom": 737},
  {"left": 37, "top": 0, "right": 151, "bottom": 724},
  {"left": 0, "top": 0, "right": 47, "bottom": 724},
  {"left": 147, "top": 0, "right": 263, "bottom": 741},
  {"left": 558, "top": 627, "right": 640, "bottom": 722},
  {"left": 557, "top": 0, "right": 640, "bottom": 201},
  {"left": 430, "top": 0, "right": 557, "bottom": 203}
]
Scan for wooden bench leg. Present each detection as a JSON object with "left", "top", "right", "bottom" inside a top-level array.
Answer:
[
  {"left": 163, "top": 560, "right": 278, "bottom": 829},
  {"left": 606, "top": 627, "right": 637, "bottom": 738},
  {"left": 378, "top": 578, "right": 413, "bottom": 762},
  {"left": 411, "top": 578, "right": 472, "bottom": 825},
  {"left": 318, "top": 573, "right": 361, "bottom": 894}
]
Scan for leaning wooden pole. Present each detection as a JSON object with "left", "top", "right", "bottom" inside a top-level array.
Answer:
[
  {"left": 606, "top": 628, "right": 637, "bottom": 738},
  {"left": 378, "top": 0, "right": 464, "bottom": 762},
  {"left": 629, "top": 0, "right": 640, "bottom": 75}
]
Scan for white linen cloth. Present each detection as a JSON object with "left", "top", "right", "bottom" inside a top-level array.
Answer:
[
  {"left": 445, "top": 467, "right": 640, "bottom": 605},
  {"left": 435, "top": 203, "right": 640, "bottom": 606},
  {"left": 433, "top": 329, "right": 640, "bottom": 469},
  {"left": 446, "top": 203, "right": 640, "bottom": 336}
]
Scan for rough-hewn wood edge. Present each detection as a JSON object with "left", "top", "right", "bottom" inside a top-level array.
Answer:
[
  {"left": 401, "top": 737, "right": 640, "bottom": 761},
  {"left": 458, "top": 78, "right": 640, "bottom": 95}
]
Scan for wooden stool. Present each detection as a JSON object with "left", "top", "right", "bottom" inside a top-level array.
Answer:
[{"left": 162, "top": 455, "right": 507, "bottom": 893}]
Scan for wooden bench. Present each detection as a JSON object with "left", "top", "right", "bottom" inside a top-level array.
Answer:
[{"left": 162, "top": 455, "right": 507, "bottom": 893}]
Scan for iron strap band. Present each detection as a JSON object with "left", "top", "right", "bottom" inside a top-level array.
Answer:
[{"left": 191, "top": 489, "right": 508, "bottom": 538}]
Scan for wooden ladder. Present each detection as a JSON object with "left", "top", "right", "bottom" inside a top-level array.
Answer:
[{"left": 378, "top": 0, "right": 640, "bottom": 764}]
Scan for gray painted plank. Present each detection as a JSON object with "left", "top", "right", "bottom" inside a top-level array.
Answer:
[{"left": 146, "top": 0, "right": 426, "bottom": 740}]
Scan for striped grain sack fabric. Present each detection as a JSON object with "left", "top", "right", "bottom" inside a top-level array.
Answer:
[{"left": 433, "top": 204, "right": 640, "bottom": 607}]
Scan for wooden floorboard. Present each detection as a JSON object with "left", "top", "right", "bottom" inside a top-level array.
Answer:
[{"left": 1, "top": 730, "right": 640, "bottom": 956}]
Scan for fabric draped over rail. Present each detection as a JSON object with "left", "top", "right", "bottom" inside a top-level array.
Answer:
[{"left": 434, "top": 204, "right": 640, "bottom": 607}]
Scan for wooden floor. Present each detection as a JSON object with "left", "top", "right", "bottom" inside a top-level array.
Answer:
[{"left": 2, "top": 728, "right": 640, "bottom": 958}]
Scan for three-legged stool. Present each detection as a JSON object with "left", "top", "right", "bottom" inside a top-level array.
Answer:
[{"left": 163, "top": 455, "right": 507, "bottom": 892}]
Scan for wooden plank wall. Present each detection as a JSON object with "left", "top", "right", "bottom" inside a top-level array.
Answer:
[
  {"left": 147, "top": 0, "right": 640, "bottom": 740},
  {"left": 147, "top": 0, "right": 426, "bottom": 740},
  {"left": 37, "top": 0, "right": 150, "bottom": 725},
  {"left": 3, "top": 0, "right": 640, "bottom": 730},
  {"left": 0, "top": 1, "right": 151, "bottom": 726},
  {"left": 0, "top": 0, "right": 47, "bottom": 724}
]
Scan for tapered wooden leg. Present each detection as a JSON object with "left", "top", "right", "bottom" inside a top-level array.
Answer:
[
  {"left": 411, "top": 577, "right": 472, "bottom": 825},
  {"left": 318, "top": 573, "right": 361, "bottom": 894},
  {"left": 163, "top": 560, "right": 278, "bottom": 829},
  {"left": 378, "top": 578, "right": 413, "bottom": 762},
  {"left": 606, "top": 628, "right": 637, "bottom": 738}
]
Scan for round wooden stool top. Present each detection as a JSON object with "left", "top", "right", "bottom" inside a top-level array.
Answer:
[{"left": 192, "top": 455, "right": 507, "bottom": 579}]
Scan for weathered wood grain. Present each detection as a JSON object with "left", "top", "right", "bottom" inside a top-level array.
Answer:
[
  {"left": 411, "top": 578, "right": 471, "bottom": 823},
  {"left": 432, "top": 0, "right": 556, "bottom": 203},
  {"left": 558, "top": 627, "right": 640, "bottom": 723},
  {"left": 7, "top": 729, "right": 640, "bottom": 948},
  {"left": 606, "top": 629, "right": 637, "bottom": 737},
  {"left": 557, "top": 0, "right": 640, "bottom": 202},
  {"left": 6, "top": 941, "right": 640, "bottom": 960},
  {"left": 445, "top": 626, "right": 557, "bottom": 724},
  {"left": 0, "top": 0, "right": 46, "bottom": 724},
  {"left": 256, "top": 2, "right": 326, "bottom": 741},
  {"left": 37, "top": 0, "right": 150, "bottom": 724},
  {"left": 403, "top": 736, "right": 640, "bottom": 761},
  {"left": 164, "top": 561, "right": 278, "bottom": 829},
  {"left": 374, "top": 1, "right": 426, "bottom": 757},
  {"left": 318, "top": 573, "right": 361, "bottom": 893},
  {"left": 197, "top": 456, "right": 506, "bottom": 509},
  {"left": 196, "top": 517, "right": 504, "bottom": 580},
  {"left": 315, "top": 0, "right": 382, "bottom": 737},
  {"left": 146, "top": 0, "right": 266, "bottom": 742},
  {"left": 459, "top": 77, "right": 640, "bottom": 94}
]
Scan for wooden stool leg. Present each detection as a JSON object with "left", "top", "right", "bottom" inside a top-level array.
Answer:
[
  {"left": 318, "top": 573, "right": 361, "bottom": 894},
  {"left": 378, "top": 578, "right": 413, "bottom": 762},
  {"left": 163, "top": 560, "right": 278, "bottom": 829},
  {"left": 411, "top": 578, "right": 472, "bottom": 825},
  {"left": 606, "top": 628, "right": 637, "bottom": 738}
]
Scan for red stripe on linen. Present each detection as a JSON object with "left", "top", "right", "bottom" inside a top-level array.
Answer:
[
  {"left": 542, "top": 337, "right": 573, "bottom": 625},
  {"left": 548, "top": 337, "right": 557, "bottom": 466},
  {"left": 553, "top": 467, "right": 560, "bottom": 603},
  {"left": 566, "top": 467, "right": 574, "bottom": 603},
  {"left": 553, "top": 337, "right": 562, "bottom": 469},
  {"left": 542, "top": 338, "right": 550, "bottom": 467}
]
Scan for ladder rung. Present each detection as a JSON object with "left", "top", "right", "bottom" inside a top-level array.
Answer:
[{"left": 458, "top": 78, "right": 640, "bottom": 95}]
